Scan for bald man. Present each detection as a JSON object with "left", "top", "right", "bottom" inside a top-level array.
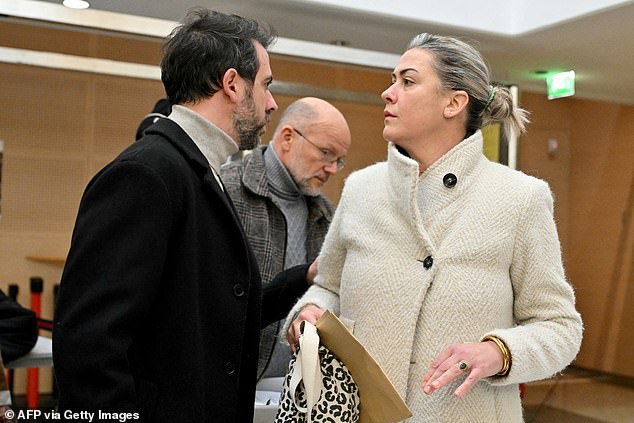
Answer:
[{"left": 221, "top": 97, "right": 351, "bottom": 380}]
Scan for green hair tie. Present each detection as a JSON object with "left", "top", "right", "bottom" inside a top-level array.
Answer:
[{"left": 485, "top": 85, "right": 495, "bottom": 109}]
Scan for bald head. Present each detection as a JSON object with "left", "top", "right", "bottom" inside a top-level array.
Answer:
[
  {"left": 274, "top": 97, "right": 348, "bottom": 140},
  {"left": 272, "top": 97, "right": 351, "bottom": 196}
]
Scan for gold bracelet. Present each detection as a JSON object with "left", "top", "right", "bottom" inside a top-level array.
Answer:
[{"left": 482, "top": 335, "right": 511, "bottom": 376}]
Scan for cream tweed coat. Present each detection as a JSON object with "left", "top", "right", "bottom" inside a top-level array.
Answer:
[{"left": 283, "top": 131, "right": 583, "bottom": 422}]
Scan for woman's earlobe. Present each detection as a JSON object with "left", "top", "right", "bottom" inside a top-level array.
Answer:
[
  {"left": 444, "top": 90, "right": 469, "bottom": 118},
  {"left": 443, "top": 107, "right": 456, "bottom": 118}
]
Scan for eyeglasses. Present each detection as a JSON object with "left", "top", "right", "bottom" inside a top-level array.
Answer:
[{"left": 291, "top": 127, "right": 345, "bottom": 172}]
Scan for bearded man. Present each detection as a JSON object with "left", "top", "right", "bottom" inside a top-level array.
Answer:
[{"left": 53, "top": 8, "right": 299, "bottom": 423}]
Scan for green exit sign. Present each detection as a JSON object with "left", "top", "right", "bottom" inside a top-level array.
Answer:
[{"left": 547, "top": 71, "right": 575, "bottom": 100}]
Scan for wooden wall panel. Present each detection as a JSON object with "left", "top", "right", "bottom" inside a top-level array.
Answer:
[
  {"left": 522, "top": 92, "right": 634, "bottom": 377},
  {"left": 94, "top": 33, "right": 162, "bottom": 65},
  {"left": 612, "top": 180, "right": 634, "bottom": 374},
  {"left": 92, "top": 76, "right": 166, "bottom": 155},
  {"left": 0, "top": 20, "right": 94, "bottom": 57},
  {"left": 2, "top": 155, "right": 85, "bottom": 233},
  {"left": 0, "top": 19, "right": 162, "bottom": 65},
  {"left": 519, "top": 128, "right": 571, "bottom": 249},
  {"left": 571, "top": 104, "right": 634, "bottom": 375},
  {"left": 272, "top": 56, "right": 387, "bottom": 93},
  {"left": 567, "top": 102, "right": 633, "bottom": 373},
  {"left": 0, "top": 64, "right": 89, "bottom": 155}
]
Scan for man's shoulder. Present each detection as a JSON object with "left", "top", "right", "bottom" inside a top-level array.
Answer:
[
  {"left": 220, "top": 155, "right": 247, "bottom": 179},
  {"left": 222, "top": 144, "right": 265, "bottom": 169},
  {"left": 117, "top": 134, "right": 185, "bottom": 172},
  {"left": 221, "top": 146, "right": 266, "bottom": 189}
]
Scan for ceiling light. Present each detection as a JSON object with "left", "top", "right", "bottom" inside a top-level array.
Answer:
[{"left": 63, "top": 0, "right": 90, "bottom": 9}]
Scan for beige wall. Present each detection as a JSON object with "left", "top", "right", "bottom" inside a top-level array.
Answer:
[{"left": 1, "top": 19, "right": 633, "bottom": 396}]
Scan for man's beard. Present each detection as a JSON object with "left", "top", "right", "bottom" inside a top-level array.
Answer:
[
  {"left": 297, "top": 178, "right": 321, "bottom": 197},
  {"left": 287, "top": 160, "right": 322, "bottom": 197},
  {"left": 233, "top": 88, "right": 269, "bottom": 151}
]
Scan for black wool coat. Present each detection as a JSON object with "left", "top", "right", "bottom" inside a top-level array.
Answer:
[{"left": 53, "top": 119, "right": 303, "bottom": 422}]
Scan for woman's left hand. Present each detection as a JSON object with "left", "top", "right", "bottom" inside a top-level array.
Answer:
[{"left": 421, "top": 340, "right": 504, "bottom": 397}]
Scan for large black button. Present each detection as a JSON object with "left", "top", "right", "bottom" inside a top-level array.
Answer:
[
  {"left": 233, "top": 284, "right": 245, "bottom": 297},
  {"left": 423, "top": 256, "right": 433, "bottom": 269},
  {"left": 443, "top": 173, "right": 457, "bottom": 188},
  {"left": 225, "top": 361, "right": 236, "bottom": 375}
]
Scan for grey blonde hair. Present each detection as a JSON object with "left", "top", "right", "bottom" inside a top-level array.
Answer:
[{"left": 407, "top": 33, "right": 530, "bottom": 136}]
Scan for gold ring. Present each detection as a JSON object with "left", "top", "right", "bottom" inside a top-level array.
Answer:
[{"left": 458, "top": 361, "right": 469, "bottom": 372}]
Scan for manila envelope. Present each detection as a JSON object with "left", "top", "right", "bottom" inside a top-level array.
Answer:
[{"left": 316, "top": 310, "right": 412, "bottom": 423}]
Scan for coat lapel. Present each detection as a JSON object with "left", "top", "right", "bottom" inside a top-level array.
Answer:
[{"left": 145, "top": 119, "right": 248, "bottom": 239}]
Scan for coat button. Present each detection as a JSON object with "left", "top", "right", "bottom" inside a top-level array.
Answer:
[
  {"left": 225, "top": 361, "right": 236, "bottom": 375},
  {"left": 423, "top": 256, "right": 433, "bottom": 269},
  {"left": 233, "top": 284, "right": 245, "bottom": 297},
  {"left": 443, "top": 173, "right": 457, "bottom": 188}
]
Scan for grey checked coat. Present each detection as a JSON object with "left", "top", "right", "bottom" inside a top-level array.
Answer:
[{"left": 221, "top": 145, "right": 334, "bottom": 378}]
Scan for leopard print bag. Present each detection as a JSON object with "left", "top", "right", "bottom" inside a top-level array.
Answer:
[{"left": 274, "top": 321, "right": 360, "bottom": 423}]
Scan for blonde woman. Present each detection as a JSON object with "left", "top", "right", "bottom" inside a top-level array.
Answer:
[{"left": 285, "top": 33, "right": 582, "bottom": 422}]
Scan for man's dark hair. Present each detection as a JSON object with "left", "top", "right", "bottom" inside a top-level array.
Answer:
[{"left": 161, "top": 8, "right": 276, "bottom": 105}]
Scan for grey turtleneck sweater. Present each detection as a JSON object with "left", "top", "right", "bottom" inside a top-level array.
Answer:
[
  {"left": 261, "top": 144, "right": 310, "bottom": 378},
  {"left": 263, "top": 144, "right": 309, "bottom": 268}
]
